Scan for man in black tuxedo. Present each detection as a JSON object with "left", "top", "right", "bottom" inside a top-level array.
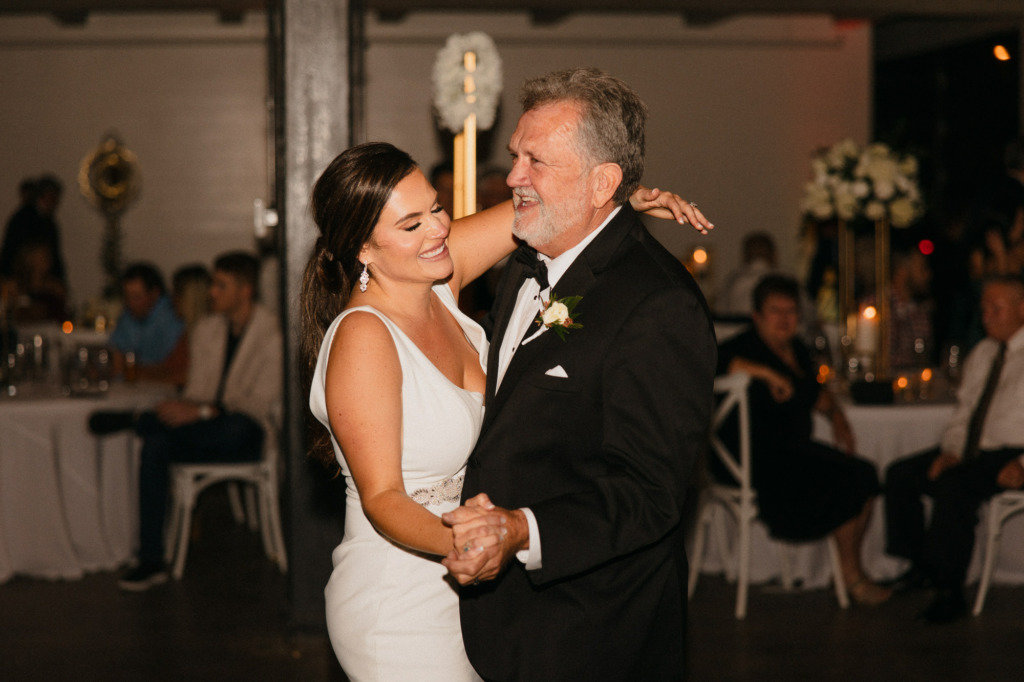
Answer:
[{"left": 442, "top": 68, "right": 716, "bottom": 681}]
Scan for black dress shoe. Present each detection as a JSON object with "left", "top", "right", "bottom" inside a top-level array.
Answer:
[
  {"left": 920, "top": 588, "right": 967, "bottom": 624},
  {"left": 118, "top": 561, "right": 169, "bottom": 592},
  {"left": 88, "top": 410, "right": 137, "bottom": 435},
  {"left": 887, "top": 566, "right": 932, "bottom": 594}
]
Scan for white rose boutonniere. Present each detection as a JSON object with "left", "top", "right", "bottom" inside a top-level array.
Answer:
[
  {"left": 541, "top": 301, "right": 570, "bottom": 326},
  {"left": 534, "top": 293, "right": 582, "bottom": 341}
]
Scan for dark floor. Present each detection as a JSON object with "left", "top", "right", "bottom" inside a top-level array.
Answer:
[
  {"left": 0, "top": 488, "right": 347, "bottom": 682},
  {"left": 2, "top": 491, "right": 1023, "bottom": 681}
]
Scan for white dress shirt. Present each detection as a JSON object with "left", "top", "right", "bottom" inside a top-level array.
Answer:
[
  {"left": 498, "top": 206, "right": 621, "bottom": 570},
  {"left": 940, "top": 325, "right": 1024, "bottom": 464}
]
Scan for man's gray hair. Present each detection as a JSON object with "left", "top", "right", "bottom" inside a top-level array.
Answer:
[{"left": 520, "top": 68, "right": 647, "bottom": 204}]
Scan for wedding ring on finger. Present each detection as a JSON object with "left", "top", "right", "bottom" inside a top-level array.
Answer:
[
  {"left": 462, "top": 543, "right": 473, "bottom": 553},
  {"left": 689, "top": 201, "right": 698, "bottom": 208}
]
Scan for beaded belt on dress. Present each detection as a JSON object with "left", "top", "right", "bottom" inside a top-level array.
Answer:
[{"left": 410, "top": 472, "right": 464, "bottom": 507}]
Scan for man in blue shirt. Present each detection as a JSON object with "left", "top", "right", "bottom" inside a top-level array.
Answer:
[{"left": 109, "top": 263, "right": 184, "bottom": 378}]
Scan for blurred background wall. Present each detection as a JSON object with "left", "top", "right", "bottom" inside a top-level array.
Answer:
[
  {"left": 0, "top": 13, "right": 270, "bottom": 308},
  {"left": 0, "top": 11, "right": 867, "bottom": 308}
]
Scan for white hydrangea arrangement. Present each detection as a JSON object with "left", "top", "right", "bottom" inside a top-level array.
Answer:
[
  {"left": 432, "top": 32, "right": 503, "bottom": 133},
  {"left": 800, "top": 138, "right": 924, "bottom": 228}
]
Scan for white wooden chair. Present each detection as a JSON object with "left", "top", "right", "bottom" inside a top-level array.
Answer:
[
  {"left": 164, "top": 420, "right": 288, "bottom": 579},
  {"left": 688, "top": 372, "right": 849, "bottom": 618},
  {"left": 972, "top": 490, "right": 1024, "bottom": 615}
]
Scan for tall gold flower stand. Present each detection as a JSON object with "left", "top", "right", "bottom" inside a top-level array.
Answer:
[{"left": 839, "top": 218, "right": 894, "bottom": 404}]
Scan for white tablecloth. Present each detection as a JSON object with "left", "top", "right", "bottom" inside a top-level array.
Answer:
[
  {"left": 0, "top": 382, "right": 170, "bottom": 583},
  {"left": 694, "top": 399, "right": 1024, "bottom": 589}
]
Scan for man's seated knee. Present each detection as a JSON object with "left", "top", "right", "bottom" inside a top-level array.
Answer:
[{"left": 216, "top": 412, "right": 265, "bottom": 459}]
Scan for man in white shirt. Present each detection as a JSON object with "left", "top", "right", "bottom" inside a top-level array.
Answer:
[
  {"left": 717, "top": 231, "right": 777, "bottom": 317},
  {"left": 883, "top": 274, "right": 1024, "bottom": 623}
]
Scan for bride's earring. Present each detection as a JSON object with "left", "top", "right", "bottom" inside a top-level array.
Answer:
[{"left": 358, "top": 262, "right": 369, "bottom": 292}]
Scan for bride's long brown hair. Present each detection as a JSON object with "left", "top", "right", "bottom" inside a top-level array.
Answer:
[{"left": 300, "top": 142, "right": 417, "bottom": 469}]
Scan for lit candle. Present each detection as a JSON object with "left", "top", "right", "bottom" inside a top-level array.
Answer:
[
  {"left": 855, "top": 305, "right": 878, "bottom": 354},
  {"left": 919, "top": 367, "right": 933, "bottom": 400},
  {"left": 691, "top": 247, "right": 708, "bottom": 272}
]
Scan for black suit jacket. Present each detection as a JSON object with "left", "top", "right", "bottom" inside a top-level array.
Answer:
[{"left": 461, "top": 206, "right": 716, "bottom": 681}]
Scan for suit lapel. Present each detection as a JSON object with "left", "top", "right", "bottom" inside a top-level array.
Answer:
[
  {"left": 484, "top": 206, "right": 640, "bottom": 422},
  {"left": 484, "top": 256, "right": 531, "bottom": 406},
  {"left": 225, "top": 306, "right": 263, "bottom": 394}
]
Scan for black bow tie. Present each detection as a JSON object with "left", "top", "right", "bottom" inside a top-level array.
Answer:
[{"left": 513, "top": 244, "right": 549, "bottom": 290}]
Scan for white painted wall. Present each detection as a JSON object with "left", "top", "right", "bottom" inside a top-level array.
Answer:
[
  {"left": 0, "top": 13, "right": 269, "bottom": 311},
  {"left": 364, "top": 12, "right": 871, "bottom": 303},
  {"left": 0, "top": 10, "right": 869, "bottom": 310}
]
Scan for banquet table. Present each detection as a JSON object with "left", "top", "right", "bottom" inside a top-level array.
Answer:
[
  {"left": 693, "top": 398, "right": 1024, "bottom": 590},
  {"left": 0, "top": 381, "right": 172, "bottom": 583}
]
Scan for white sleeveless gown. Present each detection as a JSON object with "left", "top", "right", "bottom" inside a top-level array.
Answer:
[{"left": 309, "top": 284, "right": 486, "bottom": 681}]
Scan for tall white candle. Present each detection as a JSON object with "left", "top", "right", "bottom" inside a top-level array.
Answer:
[{"left": 855, "top": 306, "right": 878, "bottom": 354}]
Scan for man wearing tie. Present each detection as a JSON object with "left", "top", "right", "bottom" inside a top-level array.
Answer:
[
  {"left": 884, "top": 274, "right": 1024, "bottom": 623},
  {"left": 440, "top": 68, "right": 716, "bottom": 680}
]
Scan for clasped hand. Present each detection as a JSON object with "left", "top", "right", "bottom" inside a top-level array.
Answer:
[{"left": 441, "top": 493, "right": 523, "bottom": 586}]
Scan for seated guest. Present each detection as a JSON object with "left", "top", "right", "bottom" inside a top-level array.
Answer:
[
  {"left": 172, "top": 263, "right": 212, "bottom": 330},
  {"left": 716, "top": 274, "right": 890, "bottom": 605},
  {"left": 717, "top": 231, "right": 777, "bottom": 317},
  {"left": 94, "top": 251, "right": 282, "bottom": 590},
  {"left": 889, "top": 246, "right": 934, "bottom": 370},
  {"left": 109, "top": 263, "right": 185, "bottom": 382},
  {"left": 883, "top": 274, "right": 1024, "bottom": 623},
  {"left": 146, "top": 264, "right": 212, "bottom": 387}
]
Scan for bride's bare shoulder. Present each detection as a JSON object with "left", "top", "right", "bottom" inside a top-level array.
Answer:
[{"left": 327, "top": 310, "right": 399, "bottom": 379}]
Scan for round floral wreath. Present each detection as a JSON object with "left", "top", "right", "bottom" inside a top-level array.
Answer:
[
  {"left": 432, "top": 32, "right": 503, "bottom": 133},
  {"left": 79, "top": 136, "right": 140, "bottom": 215}
]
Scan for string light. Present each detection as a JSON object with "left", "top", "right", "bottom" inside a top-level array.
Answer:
[{"left": 994, "top": 45, "right": 1011, "bottom": 61}]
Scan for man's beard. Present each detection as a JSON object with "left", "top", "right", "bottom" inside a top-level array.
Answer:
[{"left": 511, "top": 183, "right": 589, "bottom": 250}]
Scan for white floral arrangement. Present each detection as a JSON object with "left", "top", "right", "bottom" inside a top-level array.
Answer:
[
  {"left": 800, "top": 138, "right": 924, "bottom": 228},
  {"left": 432, "top": 32, "right": 503, "bottom": 133}
]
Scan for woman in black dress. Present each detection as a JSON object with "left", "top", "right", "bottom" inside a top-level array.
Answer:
[{"left": 716, "top": 274, "right": 890, "bottom": 605}]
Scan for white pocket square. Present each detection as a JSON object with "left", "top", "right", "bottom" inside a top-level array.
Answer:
[{"left": 544, "top": 365, "right": 569, "bottom": 378}]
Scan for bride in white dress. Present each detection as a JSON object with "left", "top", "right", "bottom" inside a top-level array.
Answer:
[{"left": 301, "top": 142, "right": 707, "bottom": 681}]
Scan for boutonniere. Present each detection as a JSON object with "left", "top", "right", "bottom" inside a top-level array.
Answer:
[{"left": 533, "top": 293, "right": 583, "bottom": 341}]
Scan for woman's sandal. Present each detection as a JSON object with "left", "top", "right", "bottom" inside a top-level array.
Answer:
[{"left": 848, "top": 578, "right": 892, "bottom": 607}]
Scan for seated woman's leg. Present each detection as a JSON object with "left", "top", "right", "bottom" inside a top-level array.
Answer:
[{"left": 834, "top": 499, "right": 890, "bottom": 605}]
